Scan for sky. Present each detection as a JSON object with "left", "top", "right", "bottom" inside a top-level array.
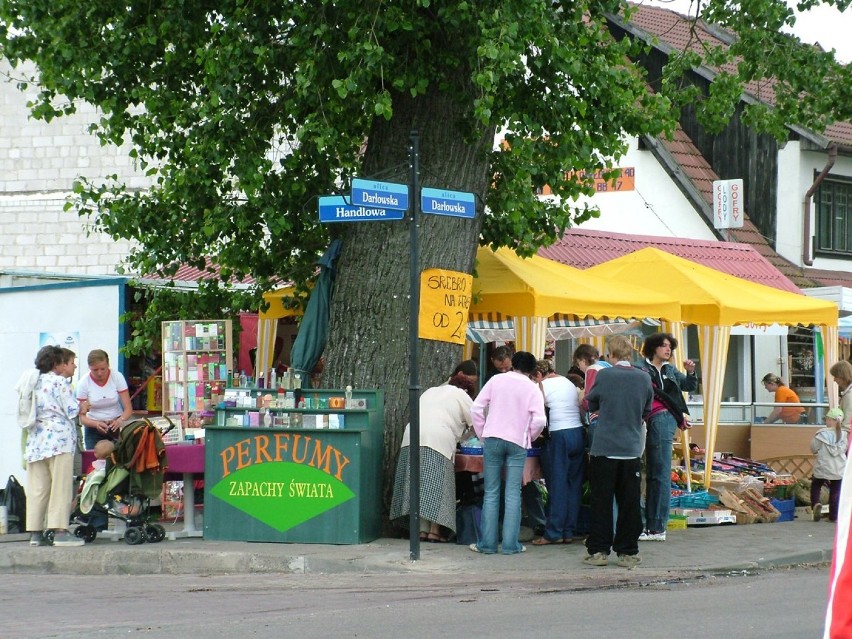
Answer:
[{"left": 647, "top": 0, "right": 852, "bottom": 63}]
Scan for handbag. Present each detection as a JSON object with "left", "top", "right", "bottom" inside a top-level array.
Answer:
[{"left": 1, "top": 475, "right": 27, "bottom": 534}]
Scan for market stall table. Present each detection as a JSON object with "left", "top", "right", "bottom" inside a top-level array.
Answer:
[
  {"left": 454, "top": 453, "right": 543, "bottom": 485},
  {"left": 82, "top": 442, "right": 205, "bottom": 540}
]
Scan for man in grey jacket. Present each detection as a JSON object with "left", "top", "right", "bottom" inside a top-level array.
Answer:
[{"left": 582, "top": 335, "right": 653, "bottom": 569}]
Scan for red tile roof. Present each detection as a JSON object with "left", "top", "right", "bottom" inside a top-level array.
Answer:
[
  {"left": 539, "top": 229, "right": 805, "bottom": 293},
  {"left": 802, "top": 267, "right": 852, "bottom": 288},
  {"left": 646, "top": 122, "right": 822, "bottom": 290},
  {"left": 141, "top": 259, "right": 256, "bottom": 285}
]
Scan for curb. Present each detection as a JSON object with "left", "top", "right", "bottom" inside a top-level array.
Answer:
[{"left": 0, "top": 543, "right": 834, "bottom": 576}]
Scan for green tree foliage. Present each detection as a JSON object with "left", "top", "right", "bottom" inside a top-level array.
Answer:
[{"left": 1, "top": 0, "right": 848, "bottom": 508}]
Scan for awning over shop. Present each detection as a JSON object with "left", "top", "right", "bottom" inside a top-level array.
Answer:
[
  {"left": 588, "top": 247, "right": 839, "bottom": 485},
  {"left": 840, "top": 316, "right": 852, "bottom": 339},
  {"left": 466, "top": 317, "right": 654, "bottom": 345}
]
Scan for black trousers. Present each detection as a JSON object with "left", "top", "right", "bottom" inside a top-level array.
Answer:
[{"left": 585, "top": 455, "right": 643, "bottom": 557}]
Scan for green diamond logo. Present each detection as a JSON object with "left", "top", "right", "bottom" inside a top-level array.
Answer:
[{"left": 210, "top": 461, "right": 355, "bottom": 532}]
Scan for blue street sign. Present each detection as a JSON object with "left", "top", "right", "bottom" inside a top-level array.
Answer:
[
  {"left": 351, "top": 178, "right": 409, "bottom": 211},
  {"left": 421, "top": 187, "right": 476, "bottom": 219},
  {"left": 318, "top": 196, "right": 405, "bottom": 223}
]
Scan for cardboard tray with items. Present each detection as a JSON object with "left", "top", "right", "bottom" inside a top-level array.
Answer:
[{"left": 667, "top": 454, "right": 795, "bottom": 528}]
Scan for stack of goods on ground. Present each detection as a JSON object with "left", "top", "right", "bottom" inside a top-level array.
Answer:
[
  {"left": 669, "top": 490, "right": 736, "bottom": 527},
  {"left": 668, "top": 454, "right": 794, "bottom": 526}
]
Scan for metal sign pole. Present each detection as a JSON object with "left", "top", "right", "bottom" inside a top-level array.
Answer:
[{"left": 408, "top": 130, "right": 422, "bottom": 561}]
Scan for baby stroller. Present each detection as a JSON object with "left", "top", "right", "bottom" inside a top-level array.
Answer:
[{"left": 69, "top": 417, "right": 171, "bottom": 545}]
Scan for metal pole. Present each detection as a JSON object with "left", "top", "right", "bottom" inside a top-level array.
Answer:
[{"left": 408, "top": 131, "right": 422, "bottom": 560}]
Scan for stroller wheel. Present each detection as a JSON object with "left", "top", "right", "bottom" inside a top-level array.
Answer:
[
  {"left": 124, "top": 526, "right": 146, "bottom": 545},
  {"left": 74, "top": 525, "right": 97, "bottom": 543},
  {"left": 144, "top": 523, "right": 166, "bottom": 543}
]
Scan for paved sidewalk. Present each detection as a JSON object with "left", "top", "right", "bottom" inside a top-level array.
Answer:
[{"left": 0, "top": 516, "right": 836, "bottom": 577}]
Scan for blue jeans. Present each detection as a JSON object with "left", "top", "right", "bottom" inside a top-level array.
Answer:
[
  {"left": 543, "top": 428, "right": 585, "bottom": 541},
  {"left": 645, "top": 411, "right": 677, "bottom": 533},
  {"left": 84, "top": 427, "right": 116, "bottom": 452},
  {"left": 477, "top": 438, "right": 527, "bottom": 554}
]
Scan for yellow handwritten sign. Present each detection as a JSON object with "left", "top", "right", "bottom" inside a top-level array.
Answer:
[{"left": 419, "top": 269, "right": 472, "bottom": 344}]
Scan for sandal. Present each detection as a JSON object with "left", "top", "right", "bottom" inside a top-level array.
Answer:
[
  {"left": 426, "top": 532, "right": 449, "bottom": 543},
  {"left": 531, "top": 537, "right": 564, "bottom": 545}
]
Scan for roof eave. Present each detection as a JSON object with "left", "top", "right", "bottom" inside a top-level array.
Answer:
[
  {"left": 640, "top": 133, "right": 721, "bottom": 236},
  {"left": 607, "top": 12, "right": 836, "bottom": 152}
]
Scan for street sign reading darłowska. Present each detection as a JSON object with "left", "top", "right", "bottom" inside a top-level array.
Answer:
[
  {"left": 421, "top": 187, "right": 476, "bottom": 219},
  {"left": 351, "top": 178, "right": 409, "bottom": 211},
  {"left": 318, "top": 196, "right": 405, "bottom": 223}
]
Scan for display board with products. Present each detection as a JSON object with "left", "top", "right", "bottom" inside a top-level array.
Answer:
[
  {"left": 162, "top": 320, "right": 233, "bottom": 436},
  {"left": 205, "top": 388, "right": 384, "bottom": 544},
  {"left": 788, "top": 326, "right": 816, "bottom": 403}
]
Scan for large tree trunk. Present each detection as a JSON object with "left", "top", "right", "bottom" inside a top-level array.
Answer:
[{"left": 323, "top": 88, "right": 495, "bottom": 517}]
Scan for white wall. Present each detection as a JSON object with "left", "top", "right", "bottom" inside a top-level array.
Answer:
[
  {"left": 559, "top": 136, "right": 719, "bottom": 240},
  {"left": 777, "top": 141, "right": 852, "bottom": 271},
  {"left": 0, "top": 60, "right": 150, "bottom": 275},
  {"left": 1, "top": 280, "right": 124, "bottom": 487}
]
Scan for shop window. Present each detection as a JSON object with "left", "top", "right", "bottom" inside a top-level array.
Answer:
[{"left": 815, "top": 175, "right": 852, "bottom": 257}]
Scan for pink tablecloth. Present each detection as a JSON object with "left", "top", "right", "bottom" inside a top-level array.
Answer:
[
  {"left": 82, "top": 443, "right": 205, "bottom": 479},
  {"left": 454, "top": 453, "right": 543, "bottom": 485}
]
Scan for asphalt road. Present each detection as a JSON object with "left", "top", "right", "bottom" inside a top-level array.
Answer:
[{"left": 1, "top": 564, "right": 829, "bottom": 638}]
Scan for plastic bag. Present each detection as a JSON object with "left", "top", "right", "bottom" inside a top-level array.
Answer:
[{"left": 1, "top": 475, "right": 26, "bottom": 533}]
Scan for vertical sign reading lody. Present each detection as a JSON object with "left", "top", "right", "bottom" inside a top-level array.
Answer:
[{"left": 713, "top": 179, "right": 744, "bottom": 229}]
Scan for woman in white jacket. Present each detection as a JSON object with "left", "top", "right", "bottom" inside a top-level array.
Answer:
[{"left": 810, "top": 407, "right": 848, "bottom": 523}]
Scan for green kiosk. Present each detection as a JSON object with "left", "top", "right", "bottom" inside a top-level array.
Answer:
[{"left": 204, "top": 388, "right": 384, "bottom": 544}]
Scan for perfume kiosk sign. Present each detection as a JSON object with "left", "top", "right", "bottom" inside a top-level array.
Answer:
[{"left": 204, "top": 388, "right": 384, "bottom": 544}]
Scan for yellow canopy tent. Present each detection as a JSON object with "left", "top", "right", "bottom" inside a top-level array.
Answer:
[
  {"left": 256, "top": 285, "right": 303, "bottom": 379},
  {"left": 469, "top": 247, "right": 681, "bottom": 357},
  {"left": 588, "top": 247, "right": 839, "bottom": 486},
  {"left": 258, "top": 247, "right": 681, "bottom": 378}
]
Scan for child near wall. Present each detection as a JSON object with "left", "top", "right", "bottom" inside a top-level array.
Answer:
[{"left": 810, "top": 408, "right": 848, "bottom": 522}]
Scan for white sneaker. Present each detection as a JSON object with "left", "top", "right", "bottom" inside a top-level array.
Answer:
[
  {"left": 639, "top": 530, "right": 666, "bottom": 542},
  {"left": 52, "top": 530, "right": 85, "bottom": 547}
]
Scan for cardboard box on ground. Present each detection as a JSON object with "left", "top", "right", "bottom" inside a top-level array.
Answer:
[{"left": 711, "top": 487, "right": 782, "bottom": 523}]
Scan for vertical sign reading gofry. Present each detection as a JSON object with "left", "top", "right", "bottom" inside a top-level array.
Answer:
[{"left": 419, "top": 269, "right": 472, "bottom": 344}]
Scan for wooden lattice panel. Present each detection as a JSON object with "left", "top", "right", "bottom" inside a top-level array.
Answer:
[{"left": 757, "top": 455, "right": 815, "bottom": 479}]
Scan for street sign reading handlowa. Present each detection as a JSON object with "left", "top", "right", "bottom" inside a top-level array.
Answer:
[{"left": 318, "top": 196, "right": 405, "bottom": 223}]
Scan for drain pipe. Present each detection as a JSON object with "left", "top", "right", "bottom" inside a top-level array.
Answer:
[{"left": 802, "top": 144, "right": 837, "bottom": 266}]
